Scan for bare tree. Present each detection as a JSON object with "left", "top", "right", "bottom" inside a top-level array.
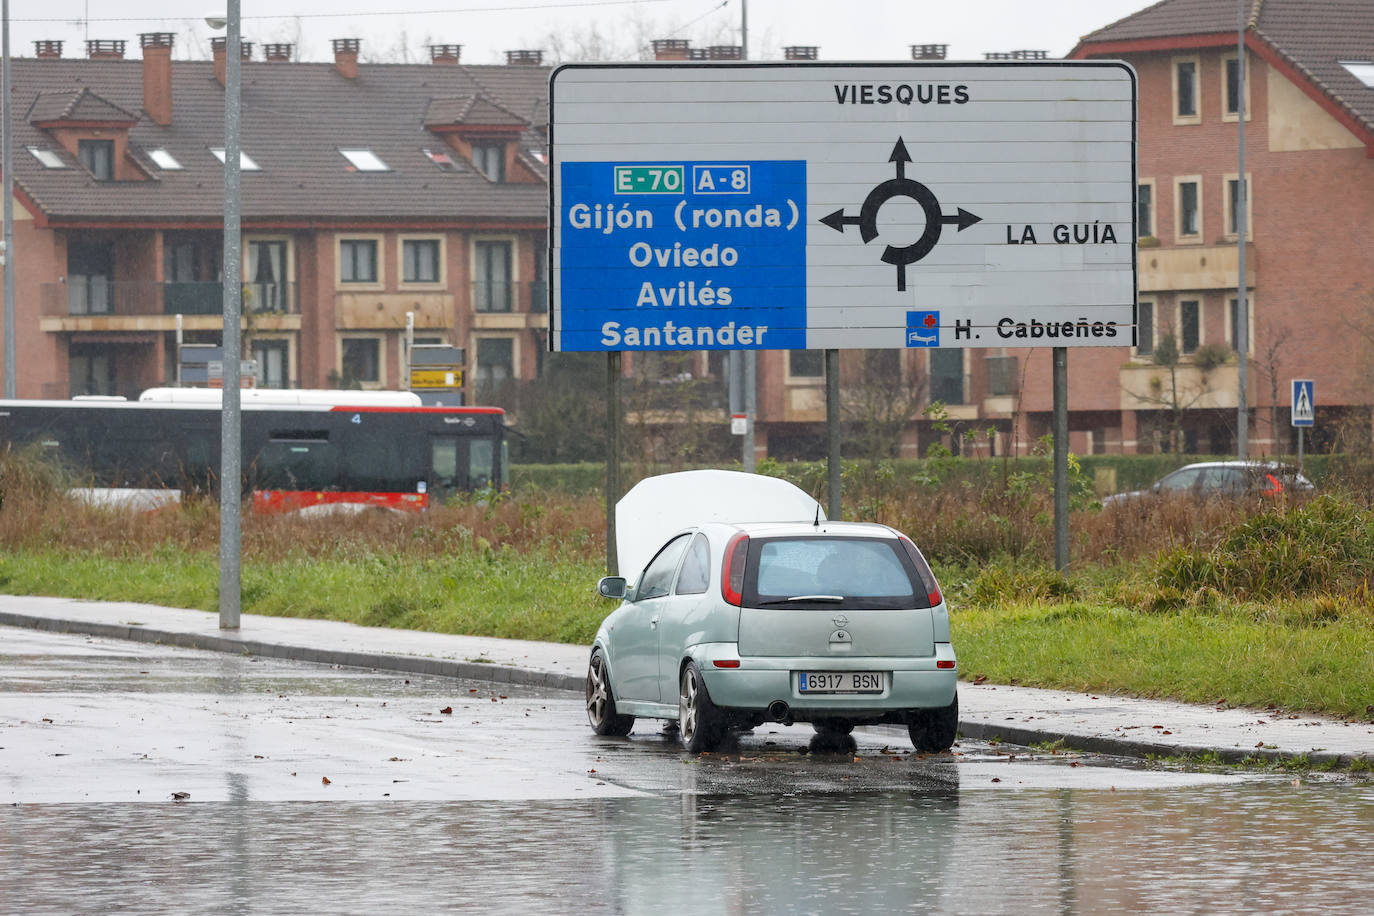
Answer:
[
  {"left": 841, "top": 350, "right": 927, "bottom": 460},
  {"left": 1252, "top": 322, "right": 1294, "bottom": 456},
  {"left": 1128, "top": 331, "right": 1230, "bottom": 454}
]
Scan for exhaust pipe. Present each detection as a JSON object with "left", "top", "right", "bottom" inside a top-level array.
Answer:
[{"left": 767, "top": 700, "right": 790, "bottom": 722}]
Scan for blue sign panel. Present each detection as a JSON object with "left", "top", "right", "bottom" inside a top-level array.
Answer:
[
  {"left": 556, "top": 159, "right": 807, "bottom": 351},
  {"left": 1291, "top": 379, "right": 1315, "bottom": 427}
]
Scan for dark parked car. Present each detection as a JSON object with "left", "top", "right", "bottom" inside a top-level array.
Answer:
[{"left": 1101, "top": 460, "right": 1314, "bottom": 507}]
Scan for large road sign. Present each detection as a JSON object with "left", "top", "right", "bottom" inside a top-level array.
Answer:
[{"left": 549, "top": 62, "right": 1137, "bottom": 352}]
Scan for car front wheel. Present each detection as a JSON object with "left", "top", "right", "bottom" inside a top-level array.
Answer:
[
  {"left": 679, "top": 661, "right": 724, "bottom": 753},
  {"left": 586, "top": 649, "right": 634, "bottom": 736},
  {"left": 908, "top": 694, "right": 958, "bottom": 752}
]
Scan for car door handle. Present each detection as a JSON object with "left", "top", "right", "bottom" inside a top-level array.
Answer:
[{"left": 650, "top": 616, "right": 659, "bottom": 629}]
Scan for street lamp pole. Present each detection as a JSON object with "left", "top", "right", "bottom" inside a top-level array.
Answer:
[
  {"left": 211, "top": 4, "right": 243, "bottom": 629},
  {"left": 2, "top": 0, "right": 15, "bottom": 398}
]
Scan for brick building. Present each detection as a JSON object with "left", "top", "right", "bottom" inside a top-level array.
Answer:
[
  {"left": 1069, "top": 0, "right": 1374, "bottom": 455},
  {"left": 1, "top": 36, "right": 549, "bottom": 401}
]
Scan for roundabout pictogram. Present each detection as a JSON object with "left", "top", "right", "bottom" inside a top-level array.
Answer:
[{"left": 820, "top": 137, "right": 981, "bottom": 291}]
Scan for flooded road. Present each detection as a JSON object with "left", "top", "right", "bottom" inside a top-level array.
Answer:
[{"left": 3, "top": 627, "right": 1372, "bottom": 913}]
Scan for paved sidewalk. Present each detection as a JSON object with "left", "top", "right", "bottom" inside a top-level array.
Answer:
[{"left": 3, "top": 594, "right": 1370, "bottom": 765}]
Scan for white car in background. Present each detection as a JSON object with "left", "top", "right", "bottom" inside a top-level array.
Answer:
[{"left": 586, "top": 470, "right": 959, "bottom": 753}]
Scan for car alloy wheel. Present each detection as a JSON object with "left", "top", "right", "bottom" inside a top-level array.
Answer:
[
  {"left": 586, "top": 649, "right": 633, "bottom": 736},
  {"left": 679, "top": 661, "right": 723, "bottom": 753}
]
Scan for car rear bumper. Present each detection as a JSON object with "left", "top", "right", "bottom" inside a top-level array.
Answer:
[{"left": 691, "top": 642, "right": 958, "bottom": 713}]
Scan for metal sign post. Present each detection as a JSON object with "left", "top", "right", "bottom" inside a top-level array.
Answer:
[{"left": 1291, "top": 378, "right": 1314, "bottom": 470}]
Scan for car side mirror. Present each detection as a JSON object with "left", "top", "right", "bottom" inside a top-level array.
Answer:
[{"left": 597, "top": 576, "right": 628, "bottom": 600}]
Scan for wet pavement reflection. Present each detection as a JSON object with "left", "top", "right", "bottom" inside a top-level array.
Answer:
[{"left": 3, "top": 628, "right": 1372, "bottom": 913}]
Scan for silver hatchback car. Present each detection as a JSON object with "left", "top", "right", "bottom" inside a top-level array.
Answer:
[{"left": 586, "top": 471, "right": 958, "bottom": 753}]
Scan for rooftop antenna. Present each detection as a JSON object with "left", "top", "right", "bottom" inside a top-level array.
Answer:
[{"left": 813, "top": 501, "right": 821, "bottom": 528}]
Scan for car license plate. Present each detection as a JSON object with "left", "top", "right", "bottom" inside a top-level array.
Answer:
[{"left": 797, "top": 672, "right": 883, "bottom": 694}]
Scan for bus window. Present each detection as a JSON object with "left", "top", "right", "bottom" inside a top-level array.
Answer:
[
  {"left": 470, "top": 439, "right": 493, "bottom": 490},
  {"left": 257, "top": 433, "right": 338, "bottom": 490},
  {"left": 429, "top": 437, "right": 459, "bottom": 505}
]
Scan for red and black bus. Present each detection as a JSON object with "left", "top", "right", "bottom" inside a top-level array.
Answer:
[{"left": 0, "top": 388, "right": 507, "bottom": 513}]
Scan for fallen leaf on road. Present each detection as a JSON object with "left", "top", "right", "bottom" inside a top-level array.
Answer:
[
  {"left": 973, "top": 675, "right": 987, "bottom": 685},
  {"left": 170, "top": 792, "right": 190, "bottom": 801},
  {"left": 322, "top": 777, "right": 332, "bottom": 785},
  {"left": 440, "top": 707, "right": 453, "bottom": 715}
]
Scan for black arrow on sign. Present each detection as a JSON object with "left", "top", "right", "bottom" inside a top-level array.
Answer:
[
  {"left": 941, "top": 208, "right": 983, "bottom": 232},
  {"left": 889, "top": 137, "right": 911, "bottom": 179},
  {"left": 819, "top": 209, "right": 861, "bottom": 233}
]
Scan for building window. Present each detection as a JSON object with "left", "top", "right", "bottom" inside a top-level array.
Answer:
[
  {"left": 1228, "top": 296, "right": 1254, "bottom": 355},
  {"left": 340, "top": 239, "right": 378, "bottom": 283},
  {"left": 78, "top": 139, "right": 114, "bottom": 180},
  {"left": 340, "top": 337, "right": 380, "bottom": 384},
  {"left": 1137, "top": 300, "right": 1155, "bottom": 357},
  {"left": 929, "top": 349, "right": 964, "bottom": 405},
  {"left": 1176, "top": 178, "right": 1201, "bottom": 240},
  {"left": 474, "top": 241, "right": 512, "bottom": 312},
  {"left": 472, "top": 143, "right": 505, "bottom": 182},
  {"left": 403, "top": 239, "right": 441, "bottom": 283},
  {"left": 787, "top": 350, "right": 823, "bottom": 379},
  {"left": 1225, "top": 176, "right": 1251, "bottom": 238},
  {"left": 1173, "top": 57, "right": 1200, "bottom": 123},
  {"left": 1137, "top": 181, "right": 1154, "bottom": 238},
  {"left": 69, "top": 346, "right": 116, "bottom": 397},
  {"left": 475, "top": 336, "right": 515, "bottom": 398},
  {"left": 1179, "top": 299, "right": 1200, "bottom": 355},
  {"left": 252, "top": 339, "right": 289, "bottom": 389},
  {"left": 1223, "top": 54, "right": 1250, "bottom": 119},
  {"left": 248, "top": 240, "right": 288, "bottom": 312}
]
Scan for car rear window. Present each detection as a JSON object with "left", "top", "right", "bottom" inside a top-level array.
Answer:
[{"left": 743, "top": 536, "right": 927, "bottom": 610}]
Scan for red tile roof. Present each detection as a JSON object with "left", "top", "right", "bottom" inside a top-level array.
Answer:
[
  {"left": 1074, "top": 0, "right": 1374, "bottom": 139},
  {"left": 9, "top": 58, "right": 550, "bottom": 225}
]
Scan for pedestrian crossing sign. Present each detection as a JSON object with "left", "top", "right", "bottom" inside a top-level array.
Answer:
[{"left": 1291, "top": 379, "right": 1315, "bottom": 427}]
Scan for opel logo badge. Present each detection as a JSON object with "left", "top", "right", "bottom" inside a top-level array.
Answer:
[{"left": 833, "top": 614, "right": 849, "bottom": 628}]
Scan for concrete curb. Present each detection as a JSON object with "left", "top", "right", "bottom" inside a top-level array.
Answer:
[{"left": 0, "top": 611, "right": 585, "bottom": 693}]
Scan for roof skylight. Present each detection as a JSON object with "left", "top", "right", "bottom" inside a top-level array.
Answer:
[
  {"left": 148, "top": 148, "right": 183, "bottom": 170},
  {"left": 1340, "top": 61, "right": 1374, "bottom": 88},
  {"left": 27, "top": 146, "right": 66, "bottom": 168},
  {"left": 340, "top": 149, "right": 390, "bottom": 172},
  {"left": 210, "top": 147, "right": 261, "bottom": 171},
  {"left": 423, "top": 148, "right": 457, "bottom": 171}
]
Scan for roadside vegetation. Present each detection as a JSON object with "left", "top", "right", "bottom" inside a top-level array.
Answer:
[{"left": 2, "top": 444, "right": 1372, "bottom": 721}]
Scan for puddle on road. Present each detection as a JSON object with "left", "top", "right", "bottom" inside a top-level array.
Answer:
[{"left": 4, "top": 782, "right": 1371, "bottom": 914}]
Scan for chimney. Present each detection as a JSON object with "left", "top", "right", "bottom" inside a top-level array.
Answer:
[
  {"left": 651, "top": 39, "right": 691, "bottom": 61},
  {"left": 139, "top": 33, "right": 174, "bottom": 126},
  {"left": 706, "top": 45, "right": 743, "bottom": 60},
  {"left": 211, "top": 36, "right": 253, "bottom": 85},
  {"left": 86, "top": 40, "right": 126, "bottom": 60},
  {"left": 34, "top": 40, "right": 63, "bottom": 59},
  {"left": 985, "top": 49, "right": 1048, "bottom": 60},
  {"left": 429, "top": 44, "right": 462, "bottom": 65},
  {"left": 505, "top": 49, "right": 543, "bottom": 66},
  {"left": 911, "top": 44, "right": 948, "bottom": 61},
  {"left": 333, "top": 38, "right": 361, "bottom": 79},
  {"left": 784, "top": 46, "right": 818, "bottom": 61},
  {"left": 263, "top": 43, "right": 293, "bottom": 62}
]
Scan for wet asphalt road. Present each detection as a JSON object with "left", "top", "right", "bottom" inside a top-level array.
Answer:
[{"left": 4, "top": 627, "right": 1373, "bottom": 913}]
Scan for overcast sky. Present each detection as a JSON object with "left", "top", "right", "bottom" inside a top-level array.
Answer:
[{"left": 8, "top": 0, "right": 1150, "bottom": 64}]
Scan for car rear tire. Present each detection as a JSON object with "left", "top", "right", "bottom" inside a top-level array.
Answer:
[
  {"left": 679, "top": 661, "right": 724, "bottom": 753},
  {"left": 586, "top": 648, "right": 634, "bottom": 736},
  {"left": 908, "top": 694, "right": 958, "bottom": 753}
]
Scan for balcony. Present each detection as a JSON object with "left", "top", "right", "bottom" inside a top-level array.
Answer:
[
  {"left": 1138, "top": 243, "right": 1256, "bottom": 293},
  {"left": 40, "top": 280, "right": 299, "bottom": 318},
  {"left": 471, "top": 280, "right": 550, "bottom": 330}
]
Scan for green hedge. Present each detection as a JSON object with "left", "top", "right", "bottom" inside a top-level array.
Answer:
[{"left": 510, "top": 453, "right": 1363, "bottom": 498}]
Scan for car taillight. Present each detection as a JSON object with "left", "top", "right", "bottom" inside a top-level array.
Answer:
[
  {"left": 721, "top": 532, "right": 749, "bottom": 606},
  {"left": 899, "top": 535, "right": 942, "bottom": 607}
]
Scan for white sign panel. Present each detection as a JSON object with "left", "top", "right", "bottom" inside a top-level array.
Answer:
[{"left": 550, "top": 62, "right": 1137, "bottom": 352}]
